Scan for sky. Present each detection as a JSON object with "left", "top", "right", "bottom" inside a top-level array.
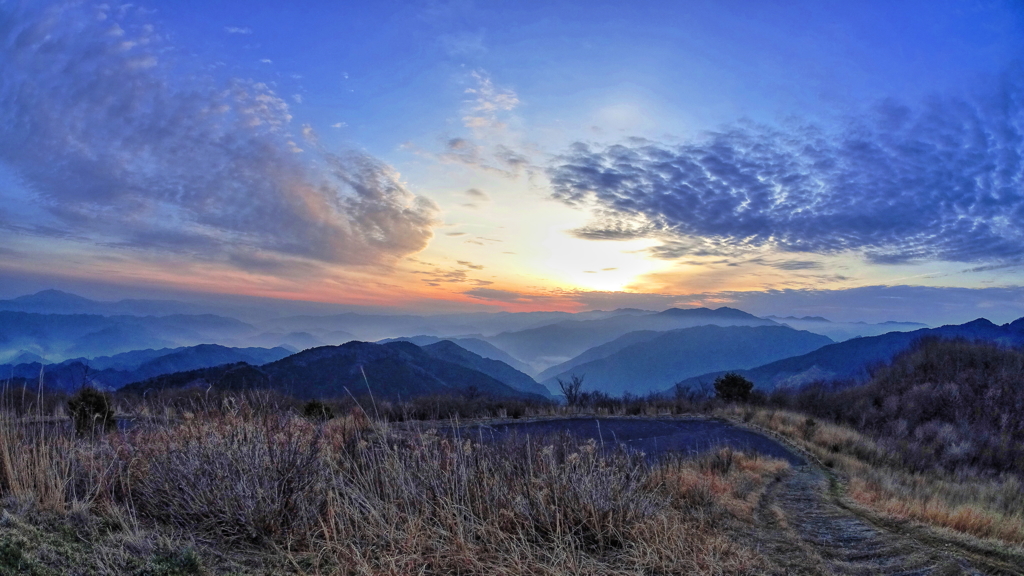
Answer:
[{"left": 2, "top": 0, "right": 1024, "bottom": 324}]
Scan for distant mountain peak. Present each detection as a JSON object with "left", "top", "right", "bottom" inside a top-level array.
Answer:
[
  {"left": 962, "top": 318, "right": 997, "bottom": 328},
  {"left": 656, "top": 306, "right": 761, "bottom": 320},
  {"left": 657, "top": 307, "right": 711, "bottom": 315},
  {"left": 766, "top": 315, "right": 832, "bottom": 323},
  {"left": 14, "top": 289, "right": 94, "bottom": 304}
]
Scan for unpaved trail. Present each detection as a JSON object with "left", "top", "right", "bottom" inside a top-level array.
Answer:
[
  {"left": 753, "top": 464, "right": 1020, "bottom": 576},
  {"left": 458, "top": 416, "right": 1023, "bottom": 574}
]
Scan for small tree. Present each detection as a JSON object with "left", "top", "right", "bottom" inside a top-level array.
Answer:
[
  {"left": 68, "top": 387, "right": 115, "bottom": 436},
  {"left": 557, "top": 374, "right": 584, "bottom": 407},
  {"left": 302, "top": 400, "right": 335, "bottom": 422},
  {"left": 713, "top": 373, "right": 754, "bottom": 402}
]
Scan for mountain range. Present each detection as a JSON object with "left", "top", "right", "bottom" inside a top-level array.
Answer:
[
  {"left": 672, "top": 317, "right": 1024, "bottom": 392},
  {"left": 538, "top": 325, "right": 833, "bottom": 396},
  {"left": 3, "top": 289, "right": 987, "bottom": 402},
  {"left": 379, "top": 335, "right": 535, "bottom": 376},
  {"left": 484, "top": 307, "right": 779, "bottom": 372},
  {"left": 122, "top": 340, "right": 548, "bottom": 402},
  {"left": 0, "top": 311, "right": 258, "bottom": 362},
  {"left": 2, "top": 344, "right": 292, "bottom": 391},
  {"left": 763, "top": 316, "right": 930, "bottom": 342}
]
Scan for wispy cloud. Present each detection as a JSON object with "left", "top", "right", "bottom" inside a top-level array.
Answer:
[
  {"left": 439, "top": 137, "right": 532, "bottom": 178},
  {"left": 549, "top": 75, "right": 1024, "bottom": 266},
  {"left": 224, "top": 26, "right": 253, "bottom": 35},
  {"left": 462, "top": 71, "right": 519, "bottom": 131},
  {"left": 0, "top": 2, "right": 438, "bottom": 269}
]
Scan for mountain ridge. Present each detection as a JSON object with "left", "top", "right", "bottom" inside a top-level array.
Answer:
[{"left": 671, "top": 316, "right": 1024, "bottom": 392}]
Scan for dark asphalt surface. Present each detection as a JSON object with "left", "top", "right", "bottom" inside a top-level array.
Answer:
[{"left": 454, "top": 417, "right": 805, "bottom": 466}]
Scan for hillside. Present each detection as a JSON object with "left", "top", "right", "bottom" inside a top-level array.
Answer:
[
  {"left": 419, "top": 340, "right": 553, "bottom": 397},
  {"left": 536, "top": 330, "right": 664, "bottom": 382},
  {"left": 1, "top": 344, "right": 292, "bottom": 391},
  {"left": 540, "top": 325, "right": 832, "bottom": 396},
  {"left": 673, "top": 316, "right": 1024, "bottom": 391},
  {"left": 381, "top": 335, "right": 536, "bottom": 375},
  {"left": 123, "top": 341, "right": 548, "bottom": 402},
  {"left": 773, "top": 338, "right": 1024, "bottom": 474},
  {"left": 487, "top": 307, "right": 778, "bottom": 372}
]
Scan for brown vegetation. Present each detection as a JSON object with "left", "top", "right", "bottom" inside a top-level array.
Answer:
[
  {"left": 724, "top": 339, "right": 1024, "bottom": 549},
  {"left": 1, "top": 337, "right": 1020, "bottom": 573},
  {"left": 0, "top": 391, "right": 788, "bottom": 575}
]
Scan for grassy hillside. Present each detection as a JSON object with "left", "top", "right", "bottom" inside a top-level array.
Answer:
[{"left": 770, "top": 337, "right": 1024, "bottom": 475}]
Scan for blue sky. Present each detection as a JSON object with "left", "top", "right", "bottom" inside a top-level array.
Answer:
[{"left": 1, "top": 0, "right": 1024, "bottom": 323}]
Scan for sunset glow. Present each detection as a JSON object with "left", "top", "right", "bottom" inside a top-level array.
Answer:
[{"left": 2, "top": 0, "right": 1024, "bottom": 324}]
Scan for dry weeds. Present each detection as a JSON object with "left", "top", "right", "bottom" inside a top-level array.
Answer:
[{"left": 0, "top": 398, "right": 789, "bottom": 575}]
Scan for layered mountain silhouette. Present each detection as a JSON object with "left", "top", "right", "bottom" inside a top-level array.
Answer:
[
  {"left": 121, "top": 340, "right": 548, "bottom": 402},
  {"left": 417, "top": 340, "right": 553, "bottom": 397},
  {"left": 0, "top": 290, "right": 221, "bottom": 317},
  {"left": 486, "top": 307, "right": 778, "bottom": 372},
  {"left": 380, "top": 335, "right": 536, "bottom": 376},
  {"left": 260, "top": 308, "right": 646, "bottom": 343},
  {"left": 2, "top": 344, "right": 292, "bottom": 391},
  {"left": 763, "top": 315, "right": 929, "bottom": 342},
  {"left": 0, "top": 311, "right": 257, "bottom": 361},
  {"left": 672, "top": 317, "right": 1024, "bottom": 392},
  {"left": 538, "top": 325, "right": 832, "bottom": 396}
]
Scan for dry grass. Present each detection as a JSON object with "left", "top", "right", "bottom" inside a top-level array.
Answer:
[
  {"left": 0, "top": 399, "right": 790, "bottom": 575},
  {"left": 725, "top": 406, "right": 1024, "bottom": 547}
]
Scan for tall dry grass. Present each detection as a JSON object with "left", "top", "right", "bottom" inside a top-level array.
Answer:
[
  {"left": 0, "top": 395, "right": 787, "bottom": 575},
  {"left": 725, "top": 406, "right": 1024, "bottom": 546}
]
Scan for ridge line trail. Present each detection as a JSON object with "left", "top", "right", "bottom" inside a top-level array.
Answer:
[{"left": 741, "top": 440, "right": 1023, "bottom": 575}]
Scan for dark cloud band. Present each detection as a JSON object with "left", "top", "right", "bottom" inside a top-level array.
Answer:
[
  {"left": 0, "top": 2, "right": 437, "bottom": 268},
  {"left": 548, "top": 77, "right": 1024, "bottom": 264}
]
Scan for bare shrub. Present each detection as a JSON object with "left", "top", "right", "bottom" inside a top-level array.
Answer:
[{"left": 120, "top": 413, "right": 326, "bottom": 547}]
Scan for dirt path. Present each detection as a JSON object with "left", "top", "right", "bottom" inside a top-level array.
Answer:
[{"left": 753, "top": 464, "right": 1017, "bottom": 576}]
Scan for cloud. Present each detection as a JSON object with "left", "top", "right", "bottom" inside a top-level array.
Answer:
[
  {"left": 686, "top": 285, "right": 1024, "bottom": 325},
  {"left": 549, "top": 76, "right": 1024, "bottom": 265},
  {"left": 463, "top": 287, "right": 534, "bottom": 302},
  {"left": 439, "top": 138, "right": 533, "bottom": 178},
  {"left": 493, "top": 145, "right": 529, "bottom": 171},
  {"left": 459, "top": 284, "right": 1024, "bottom": 326},
  {"left": 0, "top": 2, "right": 438, "bottom": 268},
  {"left": 745, "top": 258, "right": 824, "bottom": 271},
  {"left": 445, "top": 232, "right": 467, "bottom": 237},
  {"left": 462, "top": 71, "right": 518, "bottom": 131},
  {"left": 411, "top": 262, "right": 493, "bottom": 285},
  {"left": 224, "top": 26, "right": 252, "bottom": 35},
  {"left": 465, "top": 188, "right": 488, "bottom": 200},
  {"left": 462, "top": 286, "right": 686, "bottom": 310}
]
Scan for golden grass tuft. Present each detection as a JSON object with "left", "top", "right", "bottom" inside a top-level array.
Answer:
[{"left": 725, "top": 405, "right": 1024, "bottom": 547}]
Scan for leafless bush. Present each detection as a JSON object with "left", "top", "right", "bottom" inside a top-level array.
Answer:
[{"left": 120, "top": 413, "right": 326, "bottom": 546}]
